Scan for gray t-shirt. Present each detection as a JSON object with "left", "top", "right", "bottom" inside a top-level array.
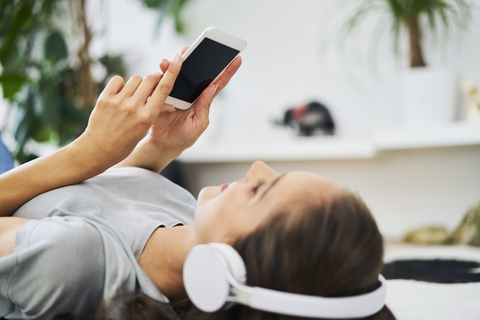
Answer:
[{"left": 0, "top": 167, "right": 196, "bottom": 320}]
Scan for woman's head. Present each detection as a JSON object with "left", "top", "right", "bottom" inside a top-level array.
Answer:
[
  {"left": 189, "top": 162, "right": 395, "bottom": 319},
  {"left": 235, "top": 192, "right": 383, "bottom": 300},
  {"left": 193, "top": 161, "right": 344, "bottom": 245}
]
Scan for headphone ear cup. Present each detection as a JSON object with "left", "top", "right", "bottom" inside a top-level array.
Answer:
[
  {"left": 184, "top": 245, "right": 230, "bottom": 312},
  {"left": 208, "top": 243, "right": 247, "bottom": 284},
  {"left": 183, "top": 243, "right": 247, "bottom": 313}
]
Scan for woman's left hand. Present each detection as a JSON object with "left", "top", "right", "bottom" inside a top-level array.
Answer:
[{"left": 148, "top": 49, "right": 242, "bottom": 154}]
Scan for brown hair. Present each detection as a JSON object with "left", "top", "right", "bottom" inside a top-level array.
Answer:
[{"left": 186, "top": 191, "right": 395, "bottom": 320}]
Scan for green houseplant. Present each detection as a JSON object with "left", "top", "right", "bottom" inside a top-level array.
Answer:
[
  {"left": 345, "top": 0, "right": 471, "bottom": 68},
  {"left": 0, "top": 0, "right": 191, "bottom": 163},
  {"left": 342, "top": 0, "right": 472, "bottom": 126},
  {"left": 0, "top": 0, "right": 127, "bottom": 163},
  {"left": 139, "top": 0, "right": 192, "bottom": 34}
]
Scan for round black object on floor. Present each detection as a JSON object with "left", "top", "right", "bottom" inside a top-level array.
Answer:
[{"left": 382, "top": 259, "right": 480, "bottom": 283}]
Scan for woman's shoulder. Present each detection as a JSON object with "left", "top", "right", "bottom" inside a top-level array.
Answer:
[
  {"left": 4, "top": 215, "right": 169, "bottom": 319},
  {"left": 2, "top": 216, "right": 106, "bottom": 319}
]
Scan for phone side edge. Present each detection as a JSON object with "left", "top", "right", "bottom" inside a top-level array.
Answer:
[
  {"left": 165, "top": 96, "right": 192, "bottom": 110},
  {"left": 204, "top": 27, "right": 247, "bottom": 52}
]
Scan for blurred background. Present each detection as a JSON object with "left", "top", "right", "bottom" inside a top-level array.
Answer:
[{"left": 1, "top": 0, "right": 480, "bottom": 241}]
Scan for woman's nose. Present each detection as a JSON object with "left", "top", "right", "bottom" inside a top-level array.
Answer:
[{"left": 246, "top": 161, "right": 280, "bottom": 182}]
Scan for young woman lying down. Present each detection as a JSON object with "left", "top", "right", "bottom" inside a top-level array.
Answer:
[{"left": 0, "top": 48, "right": 395, "bottom": 320}]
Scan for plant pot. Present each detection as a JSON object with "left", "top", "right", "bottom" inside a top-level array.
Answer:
[{"left": 402, "top": 68, "right": 458, "bottom": 127}]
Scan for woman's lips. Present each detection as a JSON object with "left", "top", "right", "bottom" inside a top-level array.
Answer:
[
  {"left": 220, "top": 181, "right": 237, "bottom": 192},
  {"left": 220, "top": 183, "right": 230, "bottom": 192}
]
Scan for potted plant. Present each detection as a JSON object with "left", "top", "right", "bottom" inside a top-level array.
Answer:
[
  {"left": 344, "top": 0, "right": 472, "bottom": 126},
  {"left": 0, "top": 0, "right": 191, "bottom": 164}
]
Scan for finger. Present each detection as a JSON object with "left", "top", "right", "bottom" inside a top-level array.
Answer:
[
  {"left": 147, "top": 52, "right": 183, "bottom": 113},
  {"left": 160, "top": 59, "right": 170, "bottom": 74},
  {"left": 211, "top": 56, "right": 242, "bottom": 98},
  {"left": 193, "top": 83, "right": 217, "bottom": 123},
  {"left": 100, "top": 76, "right": 125, "bottom": 97},
  {"left": 159, "top": 46, "right": 187, "bottom": 73},
  {"left": 131, "top": 73, "right": 162, "bottom": 103},
  {"left": 120, "top": 75, "right": 144, "bottom": 97}
]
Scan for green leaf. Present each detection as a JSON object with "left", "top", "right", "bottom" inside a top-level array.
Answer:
[
  {"left": 99, "top": 54, "right": 127, "bottom": 78},
  {"left": 170, "top": 0, "right": 190, "bottom": 33},
  {"left": 62, "top": 98, "right": 88, "bottom": 124},
  {"left": 142, "top": 0, "right": 190, "bottom": 36},
  {"left": 41, "top": 0, "right": 60, "bottom": 16},
  {"left": 338, "top": 0, "right": 471, "bottom": 68},
  {"left": 0, "top": 73, "right": 26, "bottom": 100},
  {"left": 0, "top": 3, "right": 34, "bottom": 61},
  {"left": 14, "top": 89, "right": 35, "bottom": 150},
  {"left": 0, "top": 42, "right": 22, "bottom": 72},
  {"left": 0, "top": 2, "right": 34, "bottom": 61},
  {"left": 15, "top": 148, "right": 38, "bottom": 164},
  {"left": 12, "top": 3, "right": 34, "bottom": 32},
  {"left": 0, "top": 0, "right": 14, "bottom": 16},
  {"left": 31, "top": 122, "right": 54, "bottom": 142},
  {"left": 57, "top": 98, "right": 88, "bottom": 146},
  {"left": 36, "top": 78, "right": 61, "bottom": 126},
  {"left": 0, "top": 0, "right": 15, "bottom": 34},
  {"left": 140, "top": 0, "right": 167, "bottom": 9},
  {"left": 44, "top": 30, "right": 68, "bottom": 63}
]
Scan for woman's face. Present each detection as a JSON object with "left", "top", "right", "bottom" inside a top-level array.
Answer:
[{"left": 194, "top": 161, "right": 342, "bottom": 244}]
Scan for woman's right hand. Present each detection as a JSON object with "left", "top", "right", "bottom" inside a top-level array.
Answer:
[
  {"left": 148, "top": 49, "right": 242, "bottom": 156},
  {"left": 75, "top": 53, "right": 183, "bottom": 171}
]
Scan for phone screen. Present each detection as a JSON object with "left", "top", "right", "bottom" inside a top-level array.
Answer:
[{"left": 170, "top": 38, "right": 239, "bottom": 103}]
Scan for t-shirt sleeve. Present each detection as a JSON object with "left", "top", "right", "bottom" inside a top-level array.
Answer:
[
  {"left": 0, "top": 217, "right": 105, "bottom": 320},
  {"left": 0, "top": 214, "right": 174, "bottom": 320}
]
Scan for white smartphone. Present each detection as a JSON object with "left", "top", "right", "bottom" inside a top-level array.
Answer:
[{"left": 165, "top": 27, "right": 247, "bottom": 110}]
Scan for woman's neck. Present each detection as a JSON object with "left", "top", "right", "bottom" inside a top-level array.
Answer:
[{"left": 138, "top": 224, "right": 199, "bottom": 302}]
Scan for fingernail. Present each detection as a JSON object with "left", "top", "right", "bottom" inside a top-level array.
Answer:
[
  {"left": 166, "top": 106, "right": 176, "bottom": 112},
  {"left": 172, "top": 52, "right": 181, "bottom": 64}
]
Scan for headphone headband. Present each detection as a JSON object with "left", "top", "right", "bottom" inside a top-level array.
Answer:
[
  {"left": 231, "top": 274, "right": 387, "bottom": 319},
  {"left": 183, "top": 243, "right": 387, "bottom": 318}
]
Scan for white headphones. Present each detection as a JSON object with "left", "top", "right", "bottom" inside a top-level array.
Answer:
[{"left": 183, "top": 243, "right": 387, "bottom": 319}]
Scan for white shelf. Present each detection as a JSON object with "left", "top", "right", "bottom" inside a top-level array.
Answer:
[
  {"left": 179, "top": 136, "right": 375, "bottom": 163},
  {"left": 373, "top": 123, "right": 480, "bottom": 150},
  {"left": 178, "top": 123, "right": 480, "bottom": 163}
]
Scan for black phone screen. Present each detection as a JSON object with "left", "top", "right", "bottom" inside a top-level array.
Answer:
[{"left": 169, "top": 38, "right": 239, "bottom": 103}]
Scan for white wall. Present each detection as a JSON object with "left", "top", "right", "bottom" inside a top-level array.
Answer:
[{"left": 181, "top": 145, "right": 480, "bottom": 240}]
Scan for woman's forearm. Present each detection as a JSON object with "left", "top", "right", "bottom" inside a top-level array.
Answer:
[
  {"left": 114, "top": 136, "right": 181, "bottom": 174},
  {"left": 0, "top": 138, "right": 107, "bottom": 217},
  {"left": 0, "top": 56, "right": 184, "bottom": 216}
]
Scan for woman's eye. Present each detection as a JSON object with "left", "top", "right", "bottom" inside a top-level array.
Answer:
[{"left": 252, "top": 182, "right": 265, "bottom": 194}]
